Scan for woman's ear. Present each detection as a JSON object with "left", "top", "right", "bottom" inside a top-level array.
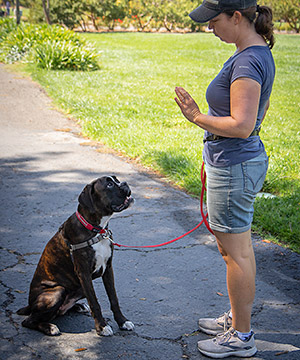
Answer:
[{"left": 233, "top": 10, "right": 243, "bottom": 25}]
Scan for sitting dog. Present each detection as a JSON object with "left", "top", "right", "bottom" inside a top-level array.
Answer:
[{"left": 17, "top": 176, "right": 134, "bottom": 336}]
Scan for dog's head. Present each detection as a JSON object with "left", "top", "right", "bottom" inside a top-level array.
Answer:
[{"left": 78, "top": 176, "right": 134, "bottom": 216}]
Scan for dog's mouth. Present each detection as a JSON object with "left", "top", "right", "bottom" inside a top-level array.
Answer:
[{"left": 111, "top": 196, "right": 134, "bottom": 212}]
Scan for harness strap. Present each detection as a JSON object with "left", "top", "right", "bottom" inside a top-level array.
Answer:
[
  {"left": 69, "top": 235, "right": 101, "bottom": 251},
  {"left": 65, "top": 230, "right": 113, "bottom": 253},
  {"left": 63, "top": 212, "right": 113, "bottom": 257}
]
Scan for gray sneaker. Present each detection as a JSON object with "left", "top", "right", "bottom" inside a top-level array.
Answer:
[
  {"left": 197, "top": 327, "right": 257, "bottom": 358},
  {"left": 198, "top": 310, "right": 232, "bottom": 335}
]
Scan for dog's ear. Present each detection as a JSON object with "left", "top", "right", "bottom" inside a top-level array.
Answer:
[{"left": 78, "top": 184, "right": 95, "bottom": 213}]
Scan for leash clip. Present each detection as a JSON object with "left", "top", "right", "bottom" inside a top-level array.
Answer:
[{"left": 101, "top": 229, "right": 114, "bottom": 243}]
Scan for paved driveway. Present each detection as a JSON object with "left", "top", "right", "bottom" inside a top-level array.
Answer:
[{"left": 0, "top": 65, "right": 299, "bottom": 359}]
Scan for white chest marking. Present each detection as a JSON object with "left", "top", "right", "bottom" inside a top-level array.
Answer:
[{"left": 92, "top": 238, "right": 112, "bottom": 274}]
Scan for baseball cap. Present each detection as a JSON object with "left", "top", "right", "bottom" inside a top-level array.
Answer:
[{"left": 189, "top": 0, "right": 257, "bottom": 23}]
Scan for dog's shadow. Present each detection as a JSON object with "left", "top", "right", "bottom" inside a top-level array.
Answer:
[
  {"left": 54, "top": 313, "right": 115, "bottom": 335},
  {"left": 52, "top": 311, "right": 95, "bottom": 334}
]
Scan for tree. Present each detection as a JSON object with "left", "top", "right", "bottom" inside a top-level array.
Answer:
[
  {"left": 84, "top": 0, "right": 102, "bottom": 31},
  {"left": 98, "top": 0, "right": 126, "bottom": 30},
  {"left": 152, "top": 0, "right": 194, "bottom": 32},
  {"left": 50, "top": 0, "right": 85, "bottom": 30},
  {"left": 16, "top": 0, "right": 21, "bottom": 24},
  {"left": 263, "top": 0, "right": 300, "bottom": 33},
  {"left": 128, "top": 0, "right": 154, "bottom": 31},
  {"left": 42, "top": 0, "right": 51, "bottom": 24}
]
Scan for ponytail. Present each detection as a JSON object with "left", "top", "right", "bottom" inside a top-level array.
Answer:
[
  {"left": 255, "top": 5, "right": 275, "bottom": 49},
  {"left": 223, "top": 5, "right": 275, "bottom": 49}
]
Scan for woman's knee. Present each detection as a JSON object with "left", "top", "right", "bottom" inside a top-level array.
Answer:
[{"left": 215, "top": 230, "right": 253, "bottom": 264}]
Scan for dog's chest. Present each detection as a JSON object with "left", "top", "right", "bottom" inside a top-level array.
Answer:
[{"left": 92, "top": 238, "right": 112, "bottom": 275}]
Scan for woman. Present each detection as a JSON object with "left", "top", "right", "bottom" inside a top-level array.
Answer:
[{"left": 175, "top": 0, "right": 275, "bottom": 358}]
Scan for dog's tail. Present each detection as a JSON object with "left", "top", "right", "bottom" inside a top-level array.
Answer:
[{"left": 16, "top": 306, "right": 31, "bottom": 316}]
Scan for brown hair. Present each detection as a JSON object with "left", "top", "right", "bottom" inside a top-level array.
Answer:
[{"left": 224, "top": 6, "right": 275, "bottom": 49}]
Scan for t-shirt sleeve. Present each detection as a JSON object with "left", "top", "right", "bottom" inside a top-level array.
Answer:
[{"left": 231, "top": 53, "right": 264, "bottom": 85}]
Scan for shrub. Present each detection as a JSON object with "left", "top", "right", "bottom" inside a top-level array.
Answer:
[
  {"left": 0, "top": 22, "right": 100, "bottom": 71},
  {"left": 0, "top": 18, "right": 17, "bottom": 42},
  {"left": 34, "top": 39, "right": 99, "bottom": 71}
]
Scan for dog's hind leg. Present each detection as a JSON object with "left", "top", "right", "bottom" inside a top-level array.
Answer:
[
  {"left": 102, "top": 265, "right": 134, "bottom": 331},
  {"left": 71, "top": 302, "right": 90, "bottom": 314},
  {"left": 21, "top": 286, "right": 66, "bottom": 336},
  {"left": 16, "top": 305, "right": 31, "bottom": 316},
  {"left": 22, "top": 317, "right": 61, "bottom": 336}
]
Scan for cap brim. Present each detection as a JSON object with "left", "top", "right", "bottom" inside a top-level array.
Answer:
[{"left": 189, "top": 5, "right": 221, "bottom": 23}]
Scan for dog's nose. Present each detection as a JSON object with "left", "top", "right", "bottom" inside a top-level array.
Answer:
[{"left": 120, "top": 182, "right": 131, "bottom": 197}]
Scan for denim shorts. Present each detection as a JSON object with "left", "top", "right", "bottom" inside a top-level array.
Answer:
[{"left": 204, "top": 152, "right": 269, "bottom": 233}]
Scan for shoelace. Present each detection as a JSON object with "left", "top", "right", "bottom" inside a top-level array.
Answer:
[
  {"left": 216, "top": 310, "right": 232, "bottom": 332},
  {"left": 223, "top": 311, "right": 231, "bottom": 332},
  {"left": 215, "top": 327, "right": 236, "bottom": 345}
]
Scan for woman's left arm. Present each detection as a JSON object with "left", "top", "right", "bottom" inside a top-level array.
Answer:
[{"left": 175, "top": 78, "right": 261, "bottom": 138}]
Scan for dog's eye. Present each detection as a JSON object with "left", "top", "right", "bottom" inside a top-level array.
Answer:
[{"left": 106, "top": 181, "right": 114, "bottom": 189}]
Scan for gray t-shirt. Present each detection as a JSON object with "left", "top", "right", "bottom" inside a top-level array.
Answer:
[{"left": 203, "top": 45, "right": 275, "bottom": 167}]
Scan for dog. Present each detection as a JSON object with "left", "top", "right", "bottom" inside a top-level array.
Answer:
[{"left": 17, "top": 175, "right": 134, "bottom": 336}]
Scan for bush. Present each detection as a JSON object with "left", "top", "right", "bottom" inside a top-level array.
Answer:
[
  {"left": 0, "top": 22, "right": 100, "bottom": 71},
  {"left": 0, "top": 18, "right": 17, "bottom": 43},
  {"left": 34, "top": 39, "right": 99, "bottom": 70}
]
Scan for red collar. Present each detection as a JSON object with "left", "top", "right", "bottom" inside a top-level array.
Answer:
[{"left": 76, "top": 211, "right": 107, "bottom": 234}]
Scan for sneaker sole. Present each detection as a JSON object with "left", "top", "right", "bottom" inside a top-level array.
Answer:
[{"left": 198, "top": 346, "right": 257, "bottom": 359}]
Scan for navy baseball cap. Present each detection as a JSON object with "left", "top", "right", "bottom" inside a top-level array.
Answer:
[{"left": 189, "top": 0, "right": 257, "bottom": 23}]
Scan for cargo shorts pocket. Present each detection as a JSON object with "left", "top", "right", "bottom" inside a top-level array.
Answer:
[{"left": 242, "top": 154, "right": 269, "bottom": 195}]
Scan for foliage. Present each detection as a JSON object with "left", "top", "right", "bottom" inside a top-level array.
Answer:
[
  {"left": 33, "top": 39, "right": 99, "bottom": 70},
  {"left": 152, "top": 0, "right": 196, "bottom": 31},
  {"left": 98, "top": 0, "right": 127, "bottom": 30},
  {"left": 25, "top": 0, "right": 201, "bottom": 31},
  {"left": 0, "top": 22, "right": 39, "bottom": 63},
  {"left": 23, "top": 0, "right": 300, "bottom": 33},
  {"left": 26, "top": 0, "right": 45, "bottom": 23},
  {"left": 0, "top": 23, "right": 100, "bottom": 70},
  {"left": 128, "top": 0, "right": 155, "bottom": 31},
  {"left": 50, "top": 0, "right": 86, "bottom": 30},
  {"left": 263, "top": 0, "right": 300, "bottom": 33},
  {"left": 0, "top": 18, "right": 17, "bottom": 43}
]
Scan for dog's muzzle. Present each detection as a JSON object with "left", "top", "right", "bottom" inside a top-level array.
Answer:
[{"left": 111, "top": 196, "right": 134, "bottom": 212}]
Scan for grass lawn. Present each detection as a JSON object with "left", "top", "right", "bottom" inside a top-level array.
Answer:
[{"left": 17, "top": 32, "right": 300, "bottom": 252}]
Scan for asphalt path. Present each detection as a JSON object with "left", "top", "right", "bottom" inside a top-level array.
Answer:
[{"left": 0, "top": 64, "right": 299, "bottom": 359}]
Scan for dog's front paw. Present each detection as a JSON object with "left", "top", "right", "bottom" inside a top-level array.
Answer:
[
  {"left": 99, "top": 325, "right": 114, "bottom": 336},
  {"left": 121, "top": 321, "right": 135, "bottom": 331}
]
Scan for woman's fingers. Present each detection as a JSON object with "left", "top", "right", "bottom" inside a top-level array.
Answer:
[
  {"left": 175, "top": 87, "right": 189, "bottom": 103},
  {"left": 174, "top": 87, "right": 201, "bottom": 124}
]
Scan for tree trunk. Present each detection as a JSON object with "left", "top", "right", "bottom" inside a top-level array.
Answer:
[
  {"left": 42, "top": 0, "right": 52, "bottom": 25},
  {"left": 15, "top": 0, "right": 21, "bottom": 25}
]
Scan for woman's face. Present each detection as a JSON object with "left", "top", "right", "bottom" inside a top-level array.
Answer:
[{"left": 208, "top": 13, "right": 237, "bottom": 44}]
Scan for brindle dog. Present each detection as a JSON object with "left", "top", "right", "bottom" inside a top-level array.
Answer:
[{"left": 17, "top": 176, "right": 134, "bottom": 336}]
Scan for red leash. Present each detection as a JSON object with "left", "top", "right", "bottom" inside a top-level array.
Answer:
[
  {"left": 113, "top": 162, "right": 214, "bottom": 249},
  {"left": 76, "top": 162, "right": 214, "bottom": 249}
]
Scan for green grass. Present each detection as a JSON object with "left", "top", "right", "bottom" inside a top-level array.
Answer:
[{"left": 13, "top": 32, "right": 300, "bottom": 251}]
